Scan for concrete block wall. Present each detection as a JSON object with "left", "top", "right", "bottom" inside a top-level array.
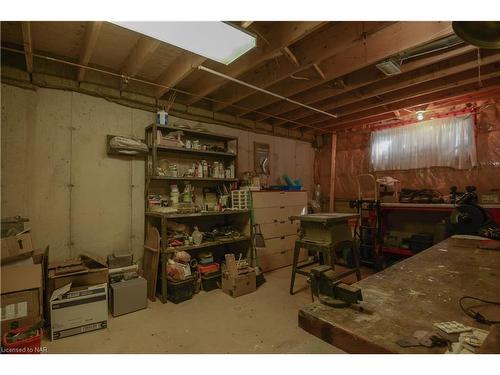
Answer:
[{"left": 1, "top": 83, "right": 314, "bottom": 262}]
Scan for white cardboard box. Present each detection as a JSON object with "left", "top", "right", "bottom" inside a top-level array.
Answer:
[{"left": 49, "top": 283, "right": 108, "bottom": 340}]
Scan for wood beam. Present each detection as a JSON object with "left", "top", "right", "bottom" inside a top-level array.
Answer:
[
  {"left": 211, "top": 22, "right": 393, "bottom": 112},
  {"left": 325, "top": 87, "right": 500, "bottom": 133},
  {"left": 282, "top": 46, "right": 300, "bottom": 67},
  {"left": 329, "top": 133, "right": 337, "bottom": 212},
  {"left": 264, "top": 45, "right": 476, "bottom": 125},
  {"left": 313, "top": 64, "right": 326, "bottom": 80},
  {"left": 155, "top": 53, "right": 206, "bottom": 98},
  {"left": 120, "top": 37, "right": 160, "bottom": 88},
  {"left": 314, "top": 76, "right": 500, "bottom": 131},
  {"left": 185, "top": 21, "right": 326, "bottom": 106},
  {"left": 232, "top": 21, "right": 453, "bottom": 117},
  {"left": 78, "top": 21, "right": 103, "bottom": 82},
  {"left": 288, "top": 51, "right": 500, "bottom": 128},
  {"left": 241, "top": 21, "right": 254, "bottom": 29},
  {"left": 299, "top": 66, "right": 500, "bottom": 129},
  {"left": 21, "top": 22, "right": 33, "bottom": 74}
]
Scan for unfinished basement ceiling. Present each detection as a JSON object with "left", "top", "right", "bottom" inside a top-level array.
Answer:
[{"left": 1, "top": 21, "right": 500, "bottom": 135}]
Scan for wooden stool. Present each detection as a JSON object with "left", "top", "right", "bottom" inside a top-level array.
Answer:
[{"left": 289, "top": 239, "right": 361, "bottom": 295}]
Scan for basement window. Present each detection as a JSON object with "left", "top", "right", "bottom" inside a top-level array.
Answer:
[{"left": 370, "top": 116, "right": 477, "bottom": 171}]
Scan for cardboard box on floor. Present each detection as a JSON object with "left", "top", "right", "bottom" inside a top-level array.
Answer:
[
  {"left": 45, "top": 253, "right": 108, "bottom": 321},
  {"left": 1, "top": 232, "right": 34, "bottom": 264},
  {"left": 1, "top": 249, "right": 44, "bottom": 334},
  {"left": 49, "top": 283, "right": 108, "bottom": 340},
  {"left": 221, "top": 254, "right": 256, "bottom": 298}
]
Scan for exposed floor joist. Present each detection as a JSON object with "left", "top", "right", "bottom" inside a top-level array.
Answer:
[
  {"left": 233, "top": 21, "right": 453, "bottom": 117},
  {"left": 260, "top": 45, "right": 476, "bottom": 124},
  {"left": 316, "top": 77, "right": 500, "bottom": 132},
  {"left": 185, "top": 21, "right": 326, "bottom": 106},
  {"left": 211, "top": 22, "right": 393, "bottom": 112},
  {"left": 20, "top": 22, "right": 33, "bottom": 74},
  {"left": 120, "top": 37, "right": 160, "bottom": 90},
  {"left": 289, "top": 51, "right": 500, "bottom": 129},
  {"left": 78, "top": 21, "right": 103, "bottom": 82},
  {"left": 155, "top": 53, "right": 207, "bottom": 99}
]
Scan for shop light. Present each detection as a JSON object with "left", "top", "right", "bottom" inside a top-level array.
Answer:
[
  {"left": 416, "top": 111, "right": 425, "bottom": 121},
  {"left": 112, "top": 21, "right": 256, "bottom": 65}
]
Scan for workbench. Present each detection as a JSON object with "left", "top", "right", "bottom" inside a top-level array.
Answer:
[
  {"left": 380, "top": 203, "right": 500, "bottom": 257},
  {"left": 298, "top": 236, "right": 500, "bottom": 353}
]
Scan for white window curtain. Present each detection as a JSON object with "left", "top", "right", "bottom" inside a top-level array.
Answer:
[{"left": 370, "top": 115, "right": 477, "bottom": 171}]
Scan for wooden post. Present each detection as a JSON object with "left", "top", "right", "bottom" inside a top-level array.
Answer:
[{"left": 329, "top": 133, "right": 337, "bottom": 212}]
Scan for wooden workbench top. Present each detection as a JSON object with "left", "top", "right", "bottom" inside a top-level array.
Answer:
[
  {"left": 380, "top": 203, "right": 500, "bottom": 209},
  {"left": 299, "top": 237, "right": 500, "bottom": 353},
  {"left": 289, "top": 213, "right": 359, "bottom": 223}
]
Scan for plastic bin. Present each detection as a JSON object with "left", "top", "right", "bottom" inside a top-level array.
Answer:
[
  {"left": 2, "top": 326, "right": 43, "bottom": 354},
  {"left": 198, "top": 263, "right": 220, "bottom": 275},
  {"left": 167, "top": 276, "right": 195, "bottom": 304},
  {"left": 202, "top": 271, "right": 221, "bottom": 292}
]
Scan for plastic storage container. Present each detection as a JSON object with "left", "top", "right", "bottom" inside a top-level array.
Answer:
[
  {"left": 202, "top": 271, "right": 221, "bottom": 292},
  {"left": 167, "top": 276, "right": 195, "bottom": 304},
  {"left": 2, "top": 326, "right": 43, "bottom": 354}
]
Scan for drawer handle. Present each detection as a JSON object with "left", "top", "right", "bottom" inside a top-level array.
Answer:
[
  {"left": 280, "top": 236, "right": 285, "bottom": 240},
  {"left": 279, "top": 206, "right": 285, "bottom": 209},
  {"left": 274, "top": 219, "right": 278, "bottom": 223},
  {"left": 279, "top": 220, "right": 286, "bottom": 224}
]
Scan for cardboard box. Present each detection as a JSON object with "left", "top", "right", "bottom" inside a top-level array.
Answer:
[
  {"left": 109, "top": 277, "right": 147, "bottom": 317},
  {"left": 1, "top": 254, "right": 43, "bottom": 334},
  {"left": 1, "top": 290, "right": 40, "bottom": 334},
  {"left": 1, "top": 233, "right": 34, "bottom": 264},
  {"left": 221, "top": 267, "right": 256, "bottom": 298},
  {"left": 50, "top": 283, "right": 108, "bottom": 340},
  {"left": 47, "top": 254, "right": 108, "bottom": 294}
]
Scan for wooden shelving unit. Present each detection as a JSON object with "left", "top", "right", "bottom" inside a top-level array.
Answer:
[{"left": 144, "top": 123, "right": 250, "bottom": 303}]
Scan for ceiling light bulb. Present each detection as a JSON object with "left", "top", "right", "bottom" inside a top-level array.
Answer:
[{"left": 416, "top": 111, "right": 425, "bottom": 121}]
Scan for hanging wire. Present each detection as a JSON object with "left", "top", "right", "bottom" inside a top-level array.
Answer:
[{"left": 0, "top": 46, "right": 330, "bottom": 133}]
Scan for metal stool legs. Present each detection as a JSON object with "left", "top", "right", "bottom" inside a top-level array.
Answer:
[{"left": 289, "top": 241, "right": 301, "bottom": 295}]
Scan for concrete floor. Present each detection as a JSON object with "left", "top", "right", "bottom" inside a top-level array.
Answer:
[{"left": 45, "top": 265, "right": 368, "bottom": 354}]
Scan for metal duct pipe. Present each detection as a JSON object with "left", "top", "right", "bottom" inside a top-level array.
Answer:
[{"left": 198, "top": 65, "right": 338, "bottom": 119}]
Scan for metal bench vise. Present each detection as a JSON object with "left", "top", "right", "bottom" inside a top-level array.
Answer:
[{"left": 310, "top": 265, "right": 363, "bottom": 308}]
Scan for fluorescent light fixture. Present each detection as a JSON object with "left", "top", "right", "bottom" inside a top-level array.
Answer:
[{"left": 112, "top": 21, "right": 256, "bottom": 65}]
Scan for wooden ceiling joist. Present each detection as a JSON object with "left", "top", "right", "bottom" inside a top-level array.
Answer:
[
  {"left": 185, "top": 21, "right": 326, "bottom": 106},
  {"left": 327, "top": 87, "right": 500, "bottom": 133},
  {"left": 281, "top": 46, "right": 300, "bottom": 67},
  {"left": 314, "top": 76, "right": 500, "bottom": 132},
  {"left": 312, "top": 64, "right": 326, "bottom": 80},
  {"left": 296, "top": 64, "right": 500, "bottom": 129},
  {"left": 262, "top": 45, "right": 476, "bottom": 125},
  {"left": 120, "top": 37, "right": 160, "bottom": 89},
  {"left": 211, "top": 22, "right": 393, "bottom": 112},
  {"left": 287, "top": 51, "right": 500, "bottom": 128},
  {"left": 78, "top": 21, "right": 103, "bottom": 82},
  {"left": 241, "top": 21, "right": 254, "bottom": 29},
  {"left": 155, "top": 53, "right": 206, "bottom": 99},
  {"left": 21, "top": 22, "right": 33, "bottom": 74},
  {"left": 232, "top": 21, "right": 453, "bottom": 118}
]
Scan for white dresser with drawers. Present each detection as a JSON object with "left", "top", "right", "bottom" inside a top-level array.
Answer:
[{"left": 252, "top": 190, "right": 308, "bottom": 272}]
